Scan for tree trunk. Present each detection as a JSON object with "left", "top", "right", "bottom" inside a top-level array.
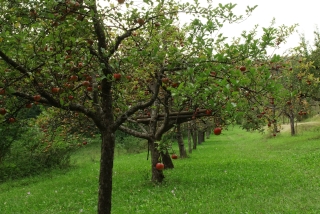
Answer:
[
  {"left": 272, "top": 103, "right": 277, "bottom": 134},
  {"left": 149, "top": 139, "right": 165, "bottom": 182},
  {"left": 198, "top": 130, "right": 204, "bottom": 144},
  {"left": 187, "top": 122, "right": 192, "bottom": 153},
  {"left": 191, "top": 121, "right": 197, "bottom": 150},
  {"left": 161, "top": 149, "right": 174, "bottom": 169},
  {"left": 206, "top": 127, "right": 211, "bottom": 139},
  {"left": 289, "top": 113, "right": 295, "bottom": 136},
  {"left": 97, "top": 78, "right": 116, "bottom": 214},
  {"left": 177, "top": 123, "right": 187, "bottom": 158},
  {"left": 98, "top": 129, "right": 115, "bottom": 214}
]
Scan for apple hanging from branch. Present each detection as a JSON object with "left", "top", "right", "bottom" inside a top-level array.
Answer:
[
  {"left": 213, "top": 127, "right": 222, "bottom": 135},
  {"left": 156, "top": 163, "right": 164, "bottom": 170}
]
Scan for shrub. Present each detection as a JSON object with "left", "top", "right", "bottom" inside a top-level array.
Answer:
[
  {"left": 0, "top": 124, "right": 75, "bottom": 182},
  {"left": 115, "top": 130, "right": 148, "bottom": 154}
]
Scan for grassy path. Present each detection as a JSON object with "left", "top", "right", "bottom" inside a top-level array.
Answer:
[{"left": 1, "top": 125, "right": 320, "bottom": 213}]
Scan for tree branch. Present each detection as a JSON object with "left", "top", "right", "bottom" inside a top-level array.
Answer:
[
  {"left": 118, "top": 125, "right": 152, "bottom": 140},
  {"left": 0, "top": 50, "right": 29, "bottom": 75}
]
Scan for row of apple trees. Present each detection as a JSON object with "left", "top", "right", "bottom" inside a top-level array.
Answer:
[{"left": 0, "top": 0, "right": 317, "bottom": 213}]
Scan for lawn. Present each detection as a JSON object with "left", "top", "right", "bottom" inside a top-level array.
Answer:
[{"left": 1, "top": 124, "right": 320, "bottom": 213}]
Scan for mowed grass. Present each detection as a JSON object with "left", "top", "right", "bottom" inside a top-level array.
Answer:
[{"left": 1, "top": 124, "right": 320, "bottom": 213}]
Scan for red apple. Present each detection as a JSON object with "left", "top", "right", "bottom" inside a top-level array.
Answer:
[
  {"left": 82, "top": 141, "right": 87, "bottom": 145},
  {"left": 210, "top": 71, "right": 217, "bottom": 77},
  {"left": 0, "top": 108, "right": 6, "bottom": 115},
  {"left": 137, "top": 18, "right": 145, "bottom": 25},
  {"left": 82, "top": 81, "right": 90, "bottom": 87},
  {"left": 51, "top": 87, "right": 60, "bottom": 93},
  {"left": 171, "top": 154, "right": 178, "bottom": 159},
  {"left": 26, "top": 103, "right": 32, "bottom": 108},
  {"left": 162, "top": 77, "right": 169, "bottom": 83},
  {"left": 69, "top": 75, "right": 78, "bottom": 82},
  {"left": 33, "top": 95, "right": 41, "bottom": 101},
  {"left": 0, "top": 88, "right": 5, "bottom": 95},
  {"left": 87, "top": 87, "right": 93, "bottom": 92},
  {"left": 156, "top": 163, "right": 164, "bottom": 170},
  {"left": 8, "top": 117, "right": 15, "bottom": 123},
  {"left": 86, "top": 76, "right": 93, "bottom": 81},
  {"left": 213, "top": 127, "right": 222, "bottom": 135},
  {"left": 171, "top": 82, "right": 179, "bottom": 88},
  {"left": 205, "top": 109, "right": 212, "bottom": 115},
  {"left": 113, "top": 73, "right": 121, "bottom": 80},
  {"left": 68, "top": 95, "right": 74, "bottom": 100},
  {"left": 240, "top": 66, "right": 246, "bottom": 72}
]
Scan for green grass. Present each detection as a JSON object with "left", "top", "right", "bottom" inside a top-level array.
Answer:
[{"left": 1, "top": 124, "right": 320, "bottom": 213}]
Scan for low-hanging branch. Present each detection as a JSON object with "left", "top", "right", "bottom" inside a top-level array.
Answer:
[
  {"left": 135, "top": 109, "right": 208, "bottom": 119},
  {"left": 135, "top": 109, "right": 211, "bottom": 124}
]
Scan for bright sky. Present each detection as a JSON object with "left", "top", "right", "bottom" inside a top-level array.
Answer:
[
  {"left": 101, "top": 0, "right": 319, "bottom": 54},
  {"left": 206, "top": 0, "right": 319, "bottom": 54}
]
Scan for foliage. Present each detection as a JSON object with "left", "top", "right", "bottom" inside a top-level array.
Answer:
[
  {"left": 0, "top": 120, "right": 75, "bottom": 182},
  {"left": 0, "top": 120, "right": 27, "bottom": 164},
  {"left": 115, "top": 130, "right": 148, "bottom": 154}
]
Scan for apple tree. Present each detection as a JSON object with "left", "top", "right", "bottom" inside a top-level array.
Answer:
[
  {"left": 289, "top": 32, "right": 320, "bottom": 108},
  {"left": 166, "top": 20, "right": 298, "bottom": 139}
]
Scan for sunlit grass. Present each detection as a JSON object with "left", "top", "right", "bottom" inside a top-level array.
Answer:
[{"left": 1, "top": 122, "right": 320, "bottom": 213}]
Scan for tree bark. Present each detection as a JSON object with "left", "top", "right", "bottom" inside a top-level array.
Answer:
[
  {"left": 198, "top": 130, "right": 205, "bottom": 144},
  {"left": 161, "top": 149, "right": 174, "bottom": 169},
  {"left": 289, "top": 112, "right": 296, "bottom": 136},
  {"left": 191, "top": 121, "right": 197, "bottom": 150},
  {"left": 176, "top": 123, "right": 187, "bottom": 158},
  {"left": 149, "top": 139, "right": 165, "bottom": 182},
  {"left": 206, "top": 127, "right": 211, "bottom": 139},
  {"left": 187, "top": 122, "right": 192, "bottom": 154},
  {"left": 98, "top": 129, "right": 115, "bottom": 214}
]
